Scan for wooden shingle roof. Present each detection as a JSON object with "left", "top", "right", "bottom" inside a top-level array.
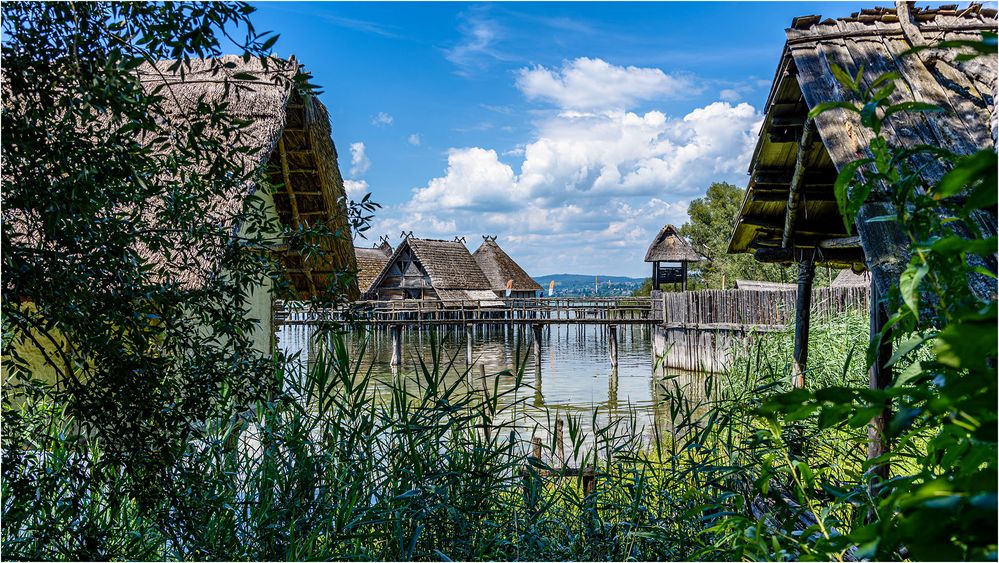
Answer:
[
  {"left": 354, "top": 243, "right": 392, "bottom": 294},
  {"left": 728, "top": 4, "right": 996, "bottom": 276},
  {"left": 644, "top": 224, "right": 706, "bottom": 263},
  {"left": 473, "top": 238, "right": 542, "bottom": 292}
]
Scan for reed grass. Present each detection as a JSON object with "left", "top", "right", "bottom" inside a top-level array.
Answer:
[{"left": 3, "top": 313, "right": 900, "bottom": 560}]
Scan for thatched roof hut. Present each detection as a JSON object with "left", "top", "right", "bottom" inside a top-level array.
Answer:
[
  {"left": 137, "top": 55, "right": 359, "bottom": 301},
  {"left": 831, "top": 268, "right": 872, "bottom": 288},
  {"left": 727, "top": 3, "right": 996, "bottom": 299},
  {"left": 473, "top": 237, "right": 542, "bottom": 297},
  {"left": 644, "top": 224, "right": 706, "bottom": 263},
  {"left": 355, "top": 241, "right": 393, "bottom": 297},
  {"left": 367, "top": 237, "right": 499, "bottom": 303}
]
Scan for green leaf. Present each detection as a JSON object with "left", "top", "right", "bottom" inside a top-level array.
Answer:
[
  {"left": 898, "top": 262, "right": 929, "bottom": 320},
  {"left": 829, "top": 63, "right": 859, "bottom": 93},
  {"left": 883, "top": 101, "right": 945, "bottom": 118},
  {"left": 833, "top": 159, "right": 872, "bottom": 232},
  {"left": 808, "top": 101, "right": 860, "bottom": 119},
  {"left": 935, "top": 150, "right": 998, "bottom": 200}
]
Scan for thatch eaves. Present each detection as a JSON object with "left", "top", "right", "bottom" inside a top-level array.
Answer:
[
  {"left": 136, "top": 56, "right": 358, "bottom": 300},
  {"left": 644, "top": 224, "right": 706, "bottom": 263},
  {"left": 354, "top": 244, "right": 393, "bottom": 295},
  {"left": 472, "top": 238, "right": 542, "bottom": 292}
]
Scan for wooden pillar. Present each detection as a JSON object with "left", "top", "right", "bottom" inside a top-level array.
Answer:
[
  {"left": 867, "top": 280, "right": 893, "bottom": 494},
  {"left": 466, "top": 324, "right": 474, "bottom": 366},
  {"left": 390, "top": 324, "right": 403, "bottom": 367},
  {"left": 531, "top": 323, "right": 542, "bottom": 361},
  {"left": 792, "top": 256, "right": 815, "bottom": 387},
  {"left": 653, "top": 262, "right": 660, "bottom": 291},
  {"left": 555, "top": 418, "right": 565, "bottom": 464},
  {"left": 608, "top": 324, "right": 619, "bottom": 368}
]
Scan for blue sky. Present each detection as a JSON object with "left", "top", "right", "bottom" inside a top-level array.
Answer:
[{"left": 251, "top": 2, "right": 953, "bottom": 277}]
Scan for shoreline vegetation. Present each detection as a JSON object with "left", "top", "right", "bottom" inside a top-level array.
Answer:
[
  {"left": 2, "top": 3, "right": 995, "bottom": 561},
  {"left": 5, "top": 313, "right": 886, "bottom": 561}
]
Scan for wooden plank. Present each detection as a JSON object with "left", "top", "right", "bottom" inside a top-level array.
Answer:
[{"left": 278, "top": 137, "right": 318, "bottom": 298}]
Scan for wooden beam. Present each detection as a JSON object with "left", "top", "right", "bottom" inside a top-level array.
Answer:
[
  {"left": 793, "top": 254, "right": 816, "bottom": 388},
  {"left": 278, "top": 137, "right": 318, "bottom": 298},
  {"left": 867, "top": 279, "right": 893, "bottom": 507},
  {"left": 818, "top": 236, "right": 862, "bottom": 249},
  {"left": 783, "top": 118, "right": 816, "bottom": 249}
]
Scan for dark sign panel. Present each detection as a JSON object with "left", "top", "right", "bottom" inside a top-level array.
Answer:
[{"left": 657, "top": 267, "right": 683, "bottom": 284}]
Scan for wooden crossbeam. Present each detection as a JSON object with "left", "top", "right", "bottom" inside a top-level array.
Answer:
[
  {"left": 278, "top": 137, "right": 318, "bottom": 298},
  {"left": 783, "top": 118, "right": 816, "bottom": 249}
]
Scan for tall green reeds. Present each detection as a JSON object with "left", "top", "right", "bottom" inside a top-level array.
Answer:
[{"left": 2, "top": 314, "right": 906, "bottom": 560}]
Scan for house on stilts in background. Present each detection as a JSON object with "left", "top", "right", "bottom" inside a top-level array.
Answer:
[
  {"left": 473, "top": 236, "right": 543, "bottom": 298},
  {"left": 364, "top": 237, "right": 503, "bottom": 304},
  {"left": 644, "top": 224, "right": 707, "bottom": 292}
]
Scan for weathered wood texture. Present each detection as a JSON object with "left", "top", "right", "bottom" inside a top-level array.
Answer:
[
  {"left": 654, "top": 285, "right": 870, "bottom": 372},
  {"left": 729, "top": 5, "right": 997, "bottom": 300}
]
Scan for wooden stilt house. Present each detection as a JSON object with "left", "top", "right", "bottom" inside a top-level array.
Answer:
[
  {"left": 726, "top": 4, "right": 996, "bottom": 477},
  {"left": 472, "top": 236, "right": 543, "bottom": 298},
  {"left": 366, "top": 237, "right": 502, "bottom": 305},
  {"left": 644, "top": 224, "right": 707, "bottom": 291}
]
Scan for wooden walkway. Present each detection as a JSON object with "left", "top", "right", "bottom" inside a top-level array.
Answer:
[{"left": 276, "top": 297, "right": 657, "bottom": 326}]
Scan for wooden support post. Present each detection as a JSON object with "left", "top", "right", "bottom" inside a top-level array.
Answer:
[
  {"left": 867, "top": 281, "right": 893, "bottom": 497},
  {"left": 793, "top": 255, "right": 815, "bottom": 388},
  {"left": 531, "top": 323, "right": 542, "bottom": 361},
  {"left": 555, "top": 418, "right": 565, "bottom": 464},
  {"left": 532, "top": 437, "right": 543, "bottom": 460},
  {"left": 608, "top": 324, "right": 619, "bottom": 368},
  {"left": 465, "top": 324, "right": 474, "bottom": 365},
  {"left": 681, "top": 261, "right": 688, "bottom": 292},
  {"left": 390, "top": 324, "right": 402, "bottom": 367},
  {"left": 480, "top": 364, "right": 492, "bottom": 443}
]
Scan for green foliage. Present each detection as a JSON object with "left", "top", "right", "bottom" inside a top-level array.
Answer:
[
  {"left": 679, "top": 182, "right": 832, "bottom": 289},
  {"left": 1, "top": 2, "right": 372, "bottom": 498}
]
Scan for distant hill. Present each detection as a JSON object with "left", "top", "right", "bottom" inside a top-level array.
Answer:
[{"left": 533, "top": 273, "right": 646, "bottom": 297}]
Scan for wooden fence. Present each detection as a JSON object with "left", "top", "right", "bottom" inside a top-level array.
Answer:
[
  {"left": 651, "top": 285, "right": 870, "bottom": 372},
  {"left": 655, "top": 286, "right": 870, "bottom": 327}
]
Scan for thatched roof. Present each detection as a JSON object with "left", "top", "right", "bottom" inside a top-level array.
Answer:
[
  {"left": 473, "top": 238, "right": 542, "bottom": 292},
  {"left": 728, "top": 4, "right": 997, "bottom": 279},
  {"left": 831, "top": 269, "right": 872, "bottom": 287},
  {"left": 136, "top": 56, "right": 358, "bottom": 300},
  {"left": 644, "top": 224, "right": 706, "bottom": 263},
  {"left": 354, "top": 243, "right": 393, "bottom": 295},
  {"left": 369, "top": 237, "right": 492, "bottom": 292},
  {"left": 735, "top": 280, "right": 797, "bottom": 291}
]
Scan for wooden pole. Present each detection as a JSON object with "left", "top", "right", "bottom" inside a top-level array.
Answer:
[
  {"left": 608, "top": 324, "right": 619, "bottom": 368},
  {"left": 682, "top": 261, "right": 688, "bottom": 291},
  {"left": 555, "top": 418, "right": 565, "bottom": 464},
  {"left": 390, "top": 324, "right": 402, "bottom": 367},
  {"left": 792, "top": 255, "right": 815, "bottom": 388},
  {"left": 867, "top": 280, "right": 893, "bottom": 496},
  {"left": 466, "top": 323, "right": 474, "bottom": 366},
  {"left": 531, "top": 323, "right": 542, "bottom": 361},
  {"left": 782, "top": 118, "right": 816, "bottom": 249}
]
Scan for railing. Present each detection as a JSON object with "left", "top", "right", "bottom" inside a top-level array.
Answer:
[{"left": 275, "top": 296, "right": 655, "bottom": 325}]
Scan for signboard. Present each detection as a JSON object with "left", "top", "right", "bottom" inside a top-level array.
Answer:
[{"left": 656, "top": 267, "right": 683, "bottom": 284}]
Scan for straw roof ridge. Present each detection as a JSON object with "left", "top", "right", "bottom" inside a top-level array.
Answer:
[
  {"left": 472, "top": 238, "right": 542, "bottom": 292},
  {"left": 644, "top": 224, "right": 706, "bottom": 263},
  {"left": 368, "top": 237, "right": 492, "bottom": 291}
]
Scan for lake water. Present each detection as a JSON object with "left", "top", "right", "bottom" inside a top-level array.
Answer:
[{"left": 277, "top": 323, "right": 710, "bottom": 457}]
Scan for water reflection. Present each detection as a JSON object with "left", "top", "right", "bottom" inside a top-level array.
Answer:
[{"left": 277, "top": 322, "right": 711, "bottom": 453}]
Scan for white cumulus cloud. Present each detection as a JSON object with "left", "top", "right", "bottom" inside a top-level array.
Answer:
[
  {"left": 408, "top": 133, "right": 422, "bottom": 146},
  {"left": 343, "top": 179, "right": 369, "bottom": 198},
  {"left": 516, "top": 57, "right": 695, "bottom": 111},
  {"left": 349, "top": 142, "right": 370, "bottom": 176}
]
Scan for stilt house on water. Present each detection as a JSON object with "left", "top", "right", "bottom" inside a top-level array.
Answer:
[
  {"left": 365, "top": 237, "right": 503, "bottom": 305},
  {"left": 725, "top": 3, "right": 997, "bottom": 463},
  {"left": 473, "top": 236, "right": 543, "bottom": 298},
  {"left": 644, "top": 224, "right": 707, "bottom": 291}
]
